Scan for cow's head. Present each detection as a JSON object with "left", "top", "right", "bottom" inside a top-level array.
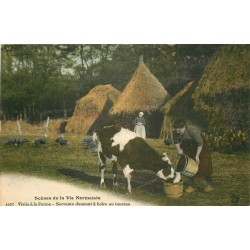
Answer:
[
  {"left": 161, "top": 153, "right": 172, "bottom": 165},
  {"left": 156, "top": 153, "right": 175, "bottom": 180}
]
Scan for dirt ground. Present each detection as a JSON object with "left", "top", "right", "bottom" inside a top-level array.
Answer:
[{"left": 0, "top": 172, "right": 151, "bottom": 206}]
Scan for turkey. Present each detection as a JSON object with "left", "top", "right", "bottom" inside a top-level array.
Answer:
[
  {"left": 5, "top": 137, "right": 28, "bottom": 146},
  {"left": 81, "top": 132, "right": 97, "bottom": 152},
  {"left": 33, "top": 135, "right": 47, "bottom": 145},
  {"left": 55, "top": 136, "right": 67, "bottom": 145}
]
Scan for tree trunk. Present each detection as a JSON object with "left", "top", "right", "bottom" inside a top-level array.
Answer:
[
  {"left": 32, "top": 100, "right": 35, "bottom": 116},
  {"left": 24, "top": 108, "right": 27, "bottom": 121},
  {"left": 63, "top": 104, "right": 67, "bottom": 119}
]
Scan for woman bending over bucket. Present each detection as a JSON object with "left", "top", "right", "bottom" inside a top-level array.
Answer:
[
  {"left": 172, "top": 119, "right": 213, "bottom": 193},
  {"left": 133, "top": 111, "right": 146, "bottom": 139}
]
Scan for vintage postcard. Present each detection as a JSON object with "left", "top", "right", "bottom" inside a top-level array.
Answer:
[{"left": 0, "top": 44, "right": 249, "bottom": 206}]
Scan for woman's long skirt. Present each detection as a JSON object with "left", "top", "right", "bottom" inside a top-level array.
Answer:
[{"left": 134, "top": 125, "right": 146, "bottom": 139}]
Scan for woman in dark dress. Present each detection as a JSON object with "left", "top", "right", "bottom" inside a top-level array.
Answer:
[{"left": 172, "top": 119, "right": 213, "bottom": 193}]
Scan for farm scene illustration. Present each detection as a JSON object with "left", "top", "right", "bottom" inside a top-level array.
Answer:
[{"left": 0, "top": 44, "right": 249, "bottom": 206}]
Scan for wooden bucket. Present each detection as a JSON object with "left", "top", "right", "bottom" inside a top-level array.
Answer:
[
  {"left": 177, "top": 154, "right": 199, "bottom": 177},
  {"left": 163, "top": 181, "right": 183, "bottom": 198}
]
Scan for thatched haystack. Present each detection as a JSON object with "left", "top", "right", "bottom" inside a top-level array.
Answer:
[
  {"left": 110, "top": 61, "right": 168, "bottom": 114},
  {"left": 48, "top": 119, "right": 68, "bottom": 135},
  {"left": 192, "top": 45, "right": 250, "bottom": 152},
  {"left": 109, "top": 61, "right": 170, "bottom": 138},
  {"left": 66, "top": 84, "right": 121, "bottom": 134},
  {"left": 160, "top": 81, "right": 198, "bottom": 140}
]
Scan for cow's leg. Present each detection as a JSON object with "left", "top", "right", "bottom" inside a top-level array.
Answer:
[
  {"left": 127, "top": 174, "right": 132, "bottom": 193},
  {"left": 98, "top": 152, "right": 106, "bottom": 187},
  {"left": 173, "top": 159, "right": 183, "bottom": 183},
  {"left": 122, "top": 164, "right": 134, "bottom": 193},
  {"left": 112, "top": 161, "right": 118, "bottom": 186},
  {"left": 110, "top": 155, "right": 118, "bottom": 186},
  {"left": 100, "top": 166, "right": 106, "bottom": 187},
  {"left": 156, "top": 169, "right": 168, "bottom": 180}
]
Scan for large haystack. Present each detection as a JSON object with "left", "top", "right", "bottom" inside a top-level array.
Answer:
[
  {"left": 160, "top": 81, "right": 198, "bottom": 140},
  {"left": 109, "top": 61, "right": 170, "bottom": 138},
  {"left": 110, "top": 62, "right": 169, "bottom": 114},
  {"left": 66, "top": 84, "right": 121, "bottom": 134},
  {"left": 192, "top": 45, "right": 250, "bottom": 151}
]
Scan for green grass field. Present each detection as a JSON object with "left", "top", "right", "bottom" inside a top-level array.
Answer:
[{"left": 0, "top": 134, "right": 249, "bottom": 206}]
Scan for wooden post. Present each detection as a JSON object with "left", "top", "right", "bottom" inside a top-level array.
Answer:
[
  {"left": 139, "top": 55, "right": 144, "bottom": 64},
  {"left": 24, "top": 108, "right": 27, "bottom": 121},
  {"left": 44, "top": 116, "right": 50, "bottom": 136},
  {"left": 32, "top": 100, "right": 35, "bottom": 116},
  {"left": 0, "top": 110, "right": 3, "bottom": 132},
  {"left": 17, "top": 120, "right": 22, "bottom": 134},
  {"left": 63, "top": 104, "right": 67, "bottom": 119}
]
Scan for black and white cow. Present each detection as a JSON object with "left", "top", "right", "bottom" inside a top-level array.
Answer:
[{"left": 95, "top": 125, "right": 174, "bottom": 193}]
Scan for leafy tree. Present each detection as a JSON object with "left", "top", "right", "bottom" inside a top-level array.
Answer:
[{"left": 1, "top": 44, "right": 220, "bottom": 121}]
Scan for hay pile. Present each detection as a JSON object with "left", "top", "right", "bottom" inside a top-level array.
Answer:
[
  {"left": 48, "top": 119, "right": 68, "bottom": 135},
  {"left": 192, "top": 45, "right": 250, "bottom": 151},
  {"left": 160, "top": 81, "right": 196, "bottom": 139},
  {"left": 161, "top": 81, "right": 195, "bottom": 114},
  {"left": 194, "top": 45, "right": 249, "bottom": 97},
  {"left": 110, "top": 62, "right": 169, "bottom": 115},
  {"left": 66, "top": 84, "right": 121, "bottom": 134},
  {"left": 0, "top": 120, "right": 39, "bottom": 135}
]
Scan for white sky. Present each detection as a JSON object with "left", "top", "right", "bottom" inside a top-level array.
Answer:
[{"left": 0, "top": 0, "right": 249, "bottom": 44}]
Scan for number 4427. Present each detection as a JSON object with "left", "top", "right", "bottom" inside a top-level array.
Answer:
[{"left": 5, "top": 203, "right": 14, "bottom": 206}]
